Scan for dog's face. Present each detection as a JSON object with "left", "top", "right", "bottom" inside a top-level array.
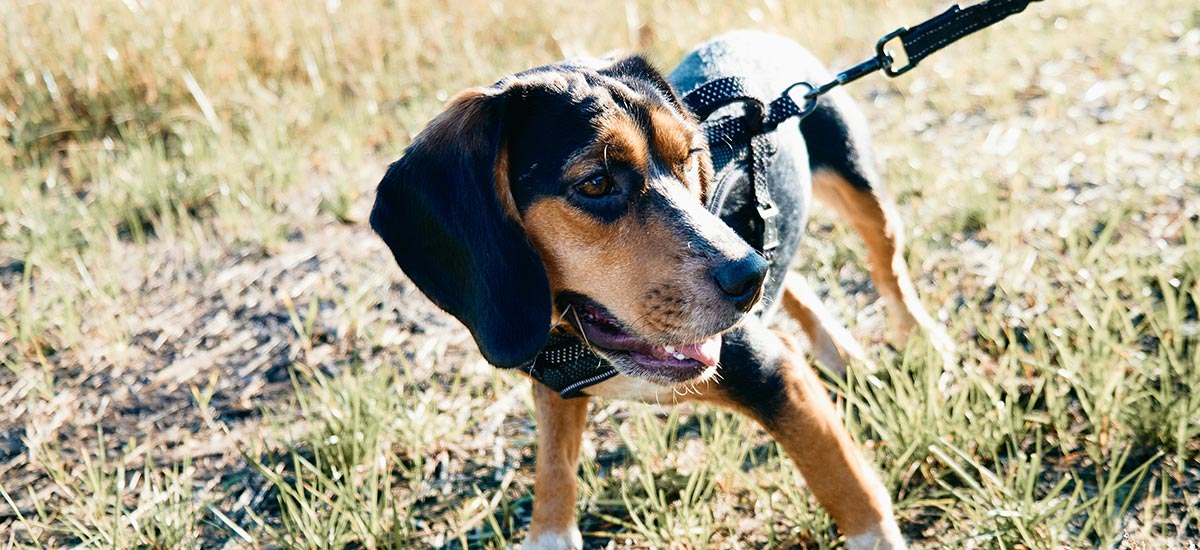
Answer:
[{"left": 371, "top": 56, "right": 766, "bottom": 386}]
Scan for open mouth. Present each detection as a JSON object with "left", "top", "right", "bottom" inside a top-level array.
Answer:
[{"left": 564, "top": 298, "right": 722, "bottom": 385}]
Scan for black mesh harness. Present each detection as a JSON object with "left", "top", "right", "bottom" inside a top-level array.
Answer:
[{"left": 516, "top": 0, "right": 1042, "bottom": 397}]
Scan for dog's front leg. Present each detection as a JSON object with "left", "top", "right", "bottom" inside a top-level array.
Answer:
[
  {"left": 525, "top": 383, "right": 588, "bottom": 550},
  {"left": 761, "top": 342, "right": 906, "bottom": 550},
  {"left": 707, "top": 322, "right": 906, "bottom": 549}
]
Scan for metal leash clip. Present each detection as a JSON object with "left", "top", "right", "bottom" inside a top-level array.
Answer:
[
  {"left": 876, "top": 27, "right": 912, "bottom": 77},
  {"left": 796, "top": 0, "right": 1043, "bottom": 105}
]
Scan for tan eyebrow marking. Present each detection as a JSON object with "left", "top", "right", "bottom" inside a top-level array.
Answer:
[{"left": 649, "top": 107, "right": 695, "bottom": 168}]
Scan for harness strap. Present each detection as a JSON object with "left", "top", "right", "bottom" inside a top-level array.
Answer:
[
  {"left": 683, "top": 77, "right": 810, "bottom": 137},
  {"left": 682, "top": 77, "right": 762, "bottom": 122},
  {"left": 682, "top": 78, "right": 781, "bottom": 256}
]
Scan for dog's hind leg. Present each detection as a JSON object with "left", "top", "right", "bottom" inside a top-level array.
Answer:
[
  {"left": 800, "top": 94, "right": 953, "bottom": 360},
  {"left": 525, "top": 383, "right": 589, "bottom": 550},
  {"left": 809, "top": 167, "right": 942, "bottom": 345},
  {"left": 780, "top": 273, "right": 868, "bottom": 375}
]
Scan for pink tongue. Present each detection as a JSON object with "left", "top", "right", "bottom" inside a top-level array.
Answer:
[{"left": 678, "top": 334, "right": 722, "bottom": 366}]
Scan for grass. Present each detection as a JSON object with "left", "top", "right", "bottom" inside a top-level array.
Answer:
[{"left": 1, "top": 0, "right": 1198, "bottom": 547}]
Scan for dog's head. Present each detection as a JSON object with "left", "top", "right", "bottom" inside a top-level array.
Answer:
[{"left": 371, "top": 56, "right": 766, "bottom": 386}]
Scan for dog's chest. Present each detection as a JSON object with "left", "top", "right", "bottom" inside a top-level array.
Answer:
[{"left": 583, "top": 367, "right": 717, "bottom": 402}]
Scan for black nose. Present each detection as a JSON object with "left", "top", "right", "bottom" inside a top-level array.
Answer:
[{"left": 711, "top": 253, "right": 768, "bottom": 312}]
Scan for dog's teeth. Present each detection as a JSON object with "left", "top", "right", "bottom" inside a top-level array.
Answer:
[
  {"left": 673, "top": 352, "right": 686, "bottom": 360},
  {"left": 664, "top": 345, "right": 676, "bottom": 354}
]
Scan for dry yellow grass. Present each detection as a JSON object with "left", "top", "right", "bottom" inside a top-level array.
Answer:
[{"left": 1, "top": 0, "right": 1198, "bottom": 547}]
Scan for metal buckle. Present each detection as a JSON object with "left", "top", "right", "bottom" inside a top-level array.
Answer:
[
  {"left": 782, "top": 81, "right": 819, "bottom": 118},
  {"left": 757, "top": 200, "right": 780, "bottom": 252},
  {"left": 877, "top": 28, "right": 914, "bottom": 77}
]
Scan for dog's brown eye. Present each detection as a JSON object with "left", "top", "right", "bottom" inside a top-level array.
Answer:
[{"left": 575, "top": 174, "right": 616, "bottom": 198}]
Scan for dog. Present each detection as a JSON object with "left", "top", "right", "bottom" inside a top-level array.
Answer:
[{"left": 371, "top": 30, "right": 953, "bottom": 550}]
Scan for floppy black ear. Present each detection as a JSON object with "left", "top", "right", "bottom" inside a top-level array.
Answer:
[
  {"left": 370, "top": 88, "right": 551, "bottom": 368},
  {"left": 600, "top": 55, "right": 686, "bottom": 113}
]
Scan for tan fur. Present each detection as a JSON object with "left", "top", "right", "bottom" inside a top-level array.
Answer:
[
  {"left": 522, "top": 196, "right": 726, "bottom": 343},
  {"left": 601, "top": 115, "right": 652, "bottom": 173},
  {"left": 811, "top": 169, "right": 953, "bottom": 359},
  {"left": 656, "top": 333, "right": 899, "bottom": 540},
  {"left": 494, "top": 141, "right": 521, "bottom": 223},
  {"left": 648, "top": 107, "right": 714, "bottom": 200},
  {"left": 649, "top": 108, "right": 692, "bottom": 165},
  {"left": 703, "top": 333, "right": 895, "bottom": 538},
  {"left": 780, "top": 274, "right": 868, "bottom": 374},
  {"left": 529, "top": 383, "right": 589, "bottom": 546}
]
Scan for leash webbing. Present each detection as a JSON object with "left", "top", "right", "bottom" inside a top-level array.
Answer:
[
  {"left": 804, "top": 0, "right": 1045, "bottom": 111},
  {"left": 889, "top": 0, "right": 1044, "bottom": 77}
]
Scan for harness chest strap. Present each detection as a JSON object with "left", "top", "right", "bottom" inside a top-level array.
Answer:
[{"left": 683, "top": 76, "right": 785, "bottom": 256}]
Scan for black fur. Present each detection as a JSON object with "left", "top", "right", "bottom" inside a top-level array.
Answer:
[
  {"left": 714, "top": 319, "right": 789, "bottom": 424},
  {"left": 502, "top": 82, "right": 604, "bottom": 216},
  {"left": 599, "top": 55, "right": 688, "bottom": 114},
  {"left": 800, "top": 97, "right": 877, "bottom": 192},
  {"left": 370, "top": 91, "right": 551, "bottom": 368}
]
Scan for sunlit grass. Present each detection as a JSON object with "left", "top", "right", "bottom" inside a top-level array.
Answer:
[{"left": 2, "top": 0, "right": 1198, "bottom": 547}]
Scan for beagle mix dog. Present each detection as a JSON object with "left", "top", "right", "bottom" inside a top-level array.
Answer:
[{"left": 371, "top": 31, "right": 951, "bottom": 550}]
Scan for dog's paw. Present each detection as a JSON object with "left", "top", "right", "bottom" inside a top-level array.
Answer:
[
  {"left": 845, "top": 522, "right": 907, "bottom": 550},
  {"left": 888, "top": 312, "right": 957, "bottom": 375},
  {"left": 522, "top": 527, "right": 583, "bottom": 550}
]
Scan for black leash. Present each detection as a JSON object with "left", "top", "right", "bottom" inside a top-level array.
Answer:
[
  {"left": 805, "top": 0, "right": 1045, "bottom": 102},
  {"left": 523, "top": 0, "right": 1043, "bottom": 398}
]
